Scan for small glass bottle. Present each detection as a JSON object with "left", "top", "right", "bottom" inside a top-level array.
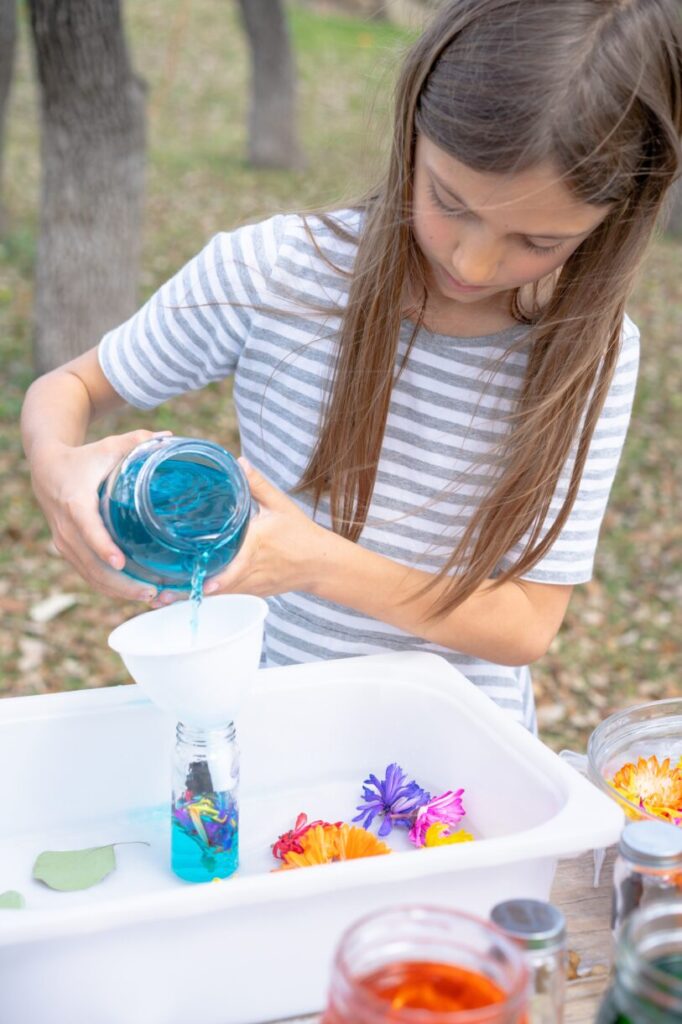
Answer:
[
  {"left": 99, "top": 436, "right": 250, "bottom": 590},
  {"left": 597, "top": 898, "right": 682, "bottom": 1023},
  {"left": 490, "top": 898, "right": 567, "bottom": 1024},
  {"left": 322, "top": 905, "right": 529, "bottom": 1023},
  {"left": 171, "top": 721, "right": 239, "bottom": 883},
  {"left": 612, "top": 820, "right": 682, "bottom": 940}
]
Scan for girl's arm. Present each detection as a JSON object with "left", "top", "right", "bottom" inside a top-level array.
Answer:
[
  {"left": 21, "top": 347, "right": 168, "bottom": 602},
  {"left": 204, "top": 461, "right": 572, "bottom": 667},
  {"left": 306, "top": 528, "right": 571, "bottom": 666}
]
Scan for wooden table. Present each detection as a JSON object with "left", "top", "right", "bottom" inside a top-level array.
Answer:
[{"left": 270, "top": 848, "right": 617, "bottom": 1023}]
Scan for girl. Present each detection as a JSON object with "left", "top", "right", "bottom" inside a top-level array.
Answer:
[{"left": 21, "top": 0, "right": 682, "bottom": 730}]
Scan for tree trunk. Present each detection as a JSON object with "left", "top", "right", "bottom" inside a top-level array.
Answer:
[
  {"left": 29, "top": 0, "right": 146, "bottom": 374},
  {"left": 664, "top": 179, "right": 682, "bottom": 238},
  {"left": 0, "top": 0, "right": 17, "bottom": 235},
  {"left": 236, "top": 0, "right": 302, "bottom": 169}
]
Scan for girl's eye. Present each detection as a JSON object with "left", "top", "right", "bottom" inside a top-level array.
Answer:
[
  {"left": 523, "top": 238, "right": 565, "bottom": 255},
  {"left": 427, "top": 183, "right": 466, "bottom": 218},
  {"left": 426, "top": 180, "right": 567, "bottom": 254}
]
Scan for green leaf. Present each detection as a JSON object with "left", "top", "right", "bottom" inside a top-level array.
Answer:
[
  {"left": 0, "top": 890, "right": 25, "bottom": 909},
  {"left": 32, "top": 845, "right": 117, "bottom": 892}
]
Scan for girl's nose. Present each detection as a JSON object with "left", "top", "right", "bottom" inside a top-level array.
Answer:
[{"left": 451, "top": 234, "right": 500, "bottom": 286}]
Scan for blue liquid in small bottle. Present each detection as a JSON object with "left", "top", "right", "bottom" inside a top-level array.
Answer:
[{"left": 171, "top": 788, "right": 239, "bottom": 883}]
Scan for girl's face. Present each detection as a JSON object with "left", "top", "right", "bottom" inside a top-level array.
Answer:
[{"left": 411, "top": 134, "right": 611, "bottom": 310}]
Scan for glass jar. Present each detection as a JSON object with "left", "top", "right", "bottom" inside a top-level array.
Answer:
[
  {"left": 322, "top": 905, "right": 529, "bottom": 1023},
  {"left": 171, "top": 721, "right": 239, "bottom": 883},
  {"left": 585, "top": 698, "right": 682, "bottom": 824},
  {"left": 99, "top": 436, "right": 250, "bottom": 590},
  {"left": 490, "top": 899, "right": 566, "bottom": 1023},
  {"left": 612, "top": 821, "right": 682, "bottom": 940},
  {"left": 597, "top": 899, "right": 682, "bottom": 1023}
]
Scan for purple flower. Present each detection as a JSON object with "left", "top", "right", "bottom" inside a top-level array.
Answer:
[
  {"left": 353, "top": 763, "right": 431, "bottom": 838},
  {"left": 409, "top": 790, "right": 466, "bottom": 848}
]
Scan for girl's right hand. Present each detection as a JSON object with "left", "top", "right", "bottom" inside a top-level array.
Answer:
[{"left": 28, "top": 430, "right": 171, "bottom": 602}]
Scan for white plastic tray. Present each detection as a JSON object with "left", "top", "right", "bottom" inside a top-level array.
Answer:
[{"left": 0, "top": 652, "right": 623, "bottom": 1023}]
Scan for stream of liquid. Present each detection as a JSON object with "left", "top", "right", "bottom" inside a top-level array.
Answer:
[{"left": 189, "top": 550, "right": 211, "bottom": 641}]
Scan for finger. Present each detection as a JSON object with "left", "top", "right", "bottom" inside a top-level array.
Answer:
[
  {"left": 202, "top": 528, "right": 258, "bottom": 595},
  {"left": 115, "top": 428, "right": 173, "bottom": 456},
  {"left": 55, "top": 529, "right": 157, "bottom": 602},
  {"left": 64, "top": 494, "right": 127, "bottom": 570},
  {"left": 94, "top": 430, "right": 174, "bottom": 498},
  {"left": 203, "top": 572, "right": 255, "bottom": 597},
  {"left": 151, "top": 589, "right": 185, "bottom": 609},
  {"left": 238, "top": 458, "right": 290, "bottom": 512}
]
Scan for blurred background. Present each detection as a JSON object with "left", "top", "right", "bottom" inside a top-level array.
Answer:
[{"left": 0, "top": 0, "right": 679, "bottom": 752}]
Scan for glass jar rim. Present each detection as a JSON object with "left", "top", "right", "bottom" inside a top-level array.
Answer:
[
  {"left": 176, "top": 721, "right": 236, "bottom": 744},
  {"left": 332, "top": 904, "right": 529, "bottom": 1023},
  {"left": 134, "top": 437, "right": 250, "bottom": 552}
]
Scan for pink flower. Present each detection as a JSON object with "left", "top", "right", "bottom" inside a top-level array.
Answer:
[{"left": 409, "top": 789, "right": 466, "bottom": 847}]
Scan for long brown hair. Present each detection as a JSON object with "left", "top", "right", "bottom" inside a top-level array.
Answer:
[{"left": 297, "top": 0, "right": 682, "bottom": 615}]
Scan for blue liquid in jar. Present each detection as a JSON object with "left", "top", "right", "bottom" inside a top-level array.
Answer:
[
  {"left": 171, "top": 789, "right": 239, "bottom": 882},
  {"left": 100, "top": 439, "right": 250, "bottom": 591}
]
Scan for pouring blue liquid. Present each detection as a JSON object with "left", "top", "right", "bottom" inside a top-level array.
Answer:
[{"left": 99, "top": 438, "right": 250, "bottom": 593}]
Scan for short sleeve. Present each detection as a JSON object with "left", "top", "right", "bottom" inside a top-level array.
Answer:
[
  {"left": 98, "top": 214, "right": 288, "bottom": 410},
  {"left": 500, "top": 316, "right": 640, "bottom": 585}
]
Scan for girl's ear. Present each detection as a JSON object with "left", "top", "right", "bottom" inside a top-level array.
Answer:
[{"left": 514, "top": 265, "right": 563, "bottom": 321}]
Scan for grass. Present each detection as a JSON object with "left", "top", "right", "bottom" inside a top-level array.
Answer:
[{"left": 0, "top": 1, "right": 680, "bottom": 754}]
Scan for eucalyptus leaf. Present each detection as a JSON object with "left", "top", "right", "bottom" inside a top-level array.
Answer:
[
  {"left": 0, "top": 890, "right": 25, "bottom": 909},
  {"left": 33, "top": 845, "right": 117, "bottom": 892}
]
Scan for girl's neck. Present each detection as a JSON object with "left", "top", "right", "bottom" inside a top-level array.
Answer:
[{"left": 402, "top": 280, "right": 518, "bottom": 339}]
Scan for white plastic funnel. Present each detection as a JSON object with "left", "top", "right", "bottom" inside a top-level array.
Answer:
[{"left": 108, "top": 595, "right": 268, "bottom": 726}]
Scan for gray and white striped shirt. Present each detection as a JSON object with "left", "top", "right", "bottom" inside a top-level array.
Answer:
[{"left": 99, "top": 210, "right": 640, "bottom": 729}]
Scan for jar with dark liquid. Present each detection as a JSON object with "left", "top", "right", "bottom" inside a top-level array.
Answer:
[
  {"left": 611, "top": 820, "right": 682, "bottom": 940},
  {"left": 597, "top": 899, "right": 682, "bottom": 1024},
  {"left": 322, "top": 905, "right": 529, "bottom": 1023},
  {"left": 99, "top": 436, "right": 250, "bottom": 590}
]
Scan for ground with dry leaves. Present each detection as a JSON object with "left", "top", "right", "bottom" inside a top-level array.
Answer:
[{"left": 0, "top": 2, "right": 680, "bottom": 753}]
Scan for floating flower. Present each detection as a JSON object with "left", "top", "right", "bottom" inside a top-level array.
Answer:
[
  {"left": 610, "top": 756, "right": 682, "bottom": 825},
  {"left": 271, "top": 813, "right": 341, "bottom": 861},
  {"left": 353, "top": 763, "right": 431, "bottom": 837},
  {"left": 424, "top": 822, "right": 475, "bottom": 847},
  {"left": 409, "top": 790, "right": 466, "bottom": 848},
  {"left": 277, "top": 824, "right": 391, "bottom": 870},
  {"left": 172, "top": 791, "right": 237, "bottom": 852}
]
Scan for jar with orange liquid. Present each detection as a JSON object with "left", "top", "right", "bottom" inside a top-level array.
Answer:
[{"left": 322, "top": 905, "right": 530, "bottom": 1023}]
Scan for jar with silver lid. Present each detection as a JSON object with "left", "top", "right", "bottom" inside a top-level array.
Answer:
[
  {"left": 490, "top": 898, "right": 567, "bottom": 1024},
  {"left": 612, "top": 820, "right": 682, "bottom": 940}
]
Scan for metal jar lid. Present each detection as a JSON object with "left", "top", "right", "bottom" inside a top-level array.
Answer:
[
  {"left": 491, "top": 899, "right": 566, "bottom": 951},
  {"left": 618, "top": 820, "right": 682, "bottom": 869}
]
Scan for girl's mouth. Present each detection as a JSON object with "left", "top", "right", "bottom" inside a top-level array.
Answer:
[{"left": 440, "top": 267, "right": 491, "bottom": 293}]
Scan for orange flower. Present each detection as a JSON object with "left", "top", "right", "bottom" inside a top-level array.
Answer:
[
  {"left": 610, "top": 756, "right": 682, "bottom": 824},
  {"left": 336, "top": 824, "right": 392, "bottom": 860},
  {"left": 277, "top": 824, "right": 392, "bottom": 870}
]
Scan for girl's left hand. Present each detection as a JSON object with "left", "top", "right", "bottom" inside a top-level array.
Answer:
[{"left": 152, "top": 459, "right": 328, "bottom": 607}]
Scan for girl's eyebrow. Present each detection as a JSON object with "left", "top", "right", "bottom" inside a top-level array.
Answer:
[{"left": 428, "top": 169, "right": 588, "bottom": 241}]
